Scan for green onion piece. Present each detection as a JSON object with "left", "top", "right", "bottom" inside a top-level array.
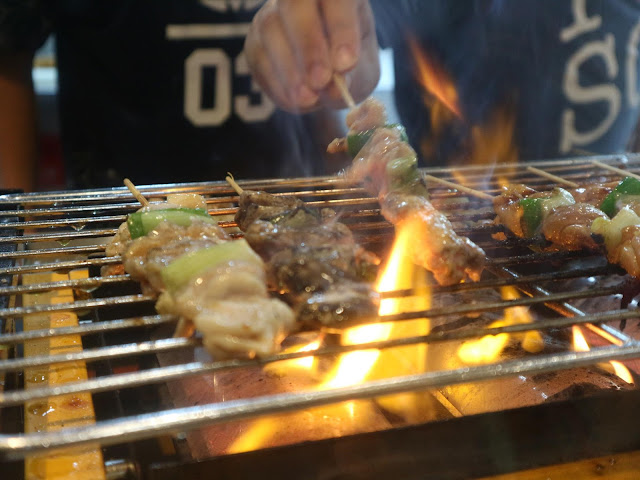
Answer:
[
  {"left": 386, "top": 155, "right": 427, "bottom": 195},
  {"left": 600, "top": 177, "right": 640, "bottom": 217},
  {"left": 161, "top": 239, "right": 262, "bottom": 292},
  {"left": 347, "top": 124, "right": 408, "bottom": 158},
  {"left": 592, "top": 206, "right": 640, "bottom": 251},
  {"left": 539, "top": 188, "right": 575, "bottom": 217},
  {"left": 127, "top": 208, "right": 213, "bottom": 239}
]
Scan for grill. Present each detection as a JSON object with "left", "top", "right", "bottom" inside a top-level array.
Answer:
[{"left": 2, "top": 154, "right": 640, "bottom": 479}]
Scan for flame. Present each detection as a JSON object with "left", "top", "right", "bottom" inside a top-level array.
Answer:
[
  {"left": 572, "top": 326, "right": 590, "bottom": 352},
  {"left": 264, "top": 340, "right": 320, "bottom": 375},
  {"left": 408, "top": 35, "right": 517, "bottom": 192},
  {"left": 321, "top": 221, "right": 429, "bottom": 394},
  {"left": 228, "top": 223, "right": 431, "bottom": 453},
  {"left": 611, "top": 361, "right": 634, "bottom": 384},
  {"left": 458, "top": 287, "right": 542, "bottom": 365},
  {"left": 572, "top": 326, "right": 633, "bottom": 384},
  {"left": 408, "top": 36, "right": 461, "bottom": 119}
]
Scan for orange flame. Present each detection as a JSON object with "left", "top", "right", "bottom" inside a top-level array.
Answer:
[
  {"left": 228, "top": 222, "right": 431, "bottom": 453},
  {"left": 408, "top": 36, "right": 461, "bottom": 119},
  {"left": 322, "top": 221, "right": 429, "bottom": 391},
  {"left": 572, "top": 326, "right": 633, "bottom": 384},
  {"left": 320, "top": 220, "right": 430, "bottom": 421},
  {"left": 264, "top": 339, "right": 320, "bottom": 375},
  {"left": 458, "top": 287, "right": 542, "bottom": 365},
  {"left": 408, "top": 34, "right": 517, "bottom": 192}
]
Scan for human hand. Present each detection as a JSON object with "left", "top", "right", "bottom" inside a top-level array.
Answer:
[{"left": 245, "top": 0, "right": 380, "bottom": 112}]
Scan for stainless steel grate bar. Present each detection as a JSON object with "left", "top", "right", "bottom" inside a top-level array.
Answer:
[
  {"left": 0, "top": 294, "right": 155, "bottom": 318},
  {"left": 0, "top": 314, "right": 173, "bottom": 345},
  {"left": 0, "top": 245, "right": 106, "bottom": 260},
  {"left": 0, "top": 337, "right": 198, "bottom": 373},
  {"left": 2, "top": 308, "right": 638, "bottom": 408},
  {"left": 0, "top": 257, "right": 120, "bottom": 276},
  {"left": 0, "top": 274, "right": 130, "bottom": 296}
]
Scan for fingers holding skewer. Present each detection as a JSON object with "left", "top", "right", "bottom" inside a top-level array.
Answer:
[{"left": 245, "top": 0, "right": 379, "bottom": 111}]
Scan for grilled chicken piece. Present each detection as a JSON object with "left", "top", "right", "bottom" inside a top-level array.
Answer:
[
  {"left": 105, "top": 191, "right": 296, "bottom": 359},
  {"left": 607, "top": 225, "right": 640, "bottom": 278},
  {"left": 382, "top": 192, "right": 486, "bottom": 285},
  {"left": 105, "top": 193, "right": 210, "bottom": 259},
  {"left": 542, "top": 203, "right": 607, "bottom": 250},
  {"left": 346, "top": 97, "right": 387, "bottom": 132},
  {"left": 122, "top": 220, "right": 227, "bottom": 293},
  {"left": 570, "top": 184, "right": 615, "bottom": 206},
  {"left": 492, "top": 184, "right": 537, "bottom": 238},
  {"left": 157, "top": 260, "right": 295, "bottom": 358},
  {"left": 345, "top": 127, "right": 417, "bottom": 197}
]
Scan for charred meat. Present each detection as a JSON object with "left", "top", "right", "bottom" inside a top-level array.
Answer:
[{"left": 233, "top": 189, "right": 381, "bottom": 328}]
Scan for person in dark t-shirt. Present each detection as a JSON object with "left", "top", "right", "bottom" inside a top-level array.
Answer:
[
  {"left": 245, "top": 0, "right": 640, "bottom": 167},
  {"left": 0, "top": 0, "right": 343, "bottom": 190}
]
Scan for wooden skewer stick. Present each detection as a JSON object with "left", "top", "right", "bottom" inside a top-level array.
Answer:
[
  {"left": 123, "top": 178, "right": 149, "bottom": 207},
  {"left": 225, "top": 172, "right": 244, "bottom": 195},
  {"left": 592, "top": 160, "right": 640, "bottom": 181},
  {"left": 526, "top": 166, "right": 579, "bottom": 188},
  {"left": 333, "top": 73, "right": 356, "bottom": 109},
  {"left": 423, "top": 174, "right": 494, "bottom": 200}
]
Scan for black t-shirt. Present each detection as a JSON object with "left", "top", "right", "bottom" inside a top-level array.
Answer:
[
  {"left": 371, "top": 0, "right": 640, "bottom": 165},
  {"left": 1, "top": 0, "right": 341, "bottom": 187}
]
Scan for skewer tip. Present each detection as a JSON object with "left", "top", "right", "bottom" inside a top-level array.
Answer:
[
  {"left": 225, "top": 173, "right": 244, "bottom": 195},
  {"left": 123, "top": 178, "right": 150, "bottom": 207}
]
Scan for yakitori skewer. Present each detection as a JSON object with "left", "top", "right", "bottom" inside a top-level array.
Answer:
[
  {"left": 592, "top": 160, "right": 640, "bottom": 181},
  {"left": 526, "top": 166, "right": 578, "bottom": 188},
  {"left": 423, "top": 174, "right": 493, "bottom": 200}
]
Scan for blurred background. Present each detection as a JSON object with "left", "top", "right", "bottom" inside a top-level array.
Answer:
[{"left": 31, "top": 38, "right": 399, "bottom": 191}]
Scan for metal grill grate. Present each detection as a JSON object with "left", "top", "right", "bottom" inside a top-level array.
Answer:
[{"left": 2, "top": 154, "right": 640, "bottom": 459}]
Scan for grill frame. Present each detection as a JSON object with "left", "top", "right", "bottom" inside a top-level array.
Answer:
[{"left": 2, "top": 154, "right": 640, "bottom": 463}]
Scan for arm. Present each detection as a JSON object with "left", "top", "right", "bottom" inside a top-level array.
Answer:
[
  {"left": 245, "top": 0, "right": 380, "bottom": 113},
  {"left": 0, "top": 52, "right": 38, "bottom": 192}
]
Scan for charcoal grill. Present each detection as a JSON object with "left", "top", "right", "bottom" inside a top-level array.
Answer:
[{"left": 2, "top": 154, "right": 640, "bottom": 479}]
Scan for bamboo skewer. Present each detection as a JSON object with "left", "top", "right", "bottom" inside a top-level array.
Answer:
[
  {"left": 333, "top": 73, "right": 356, "bottom": 109},
  {"left": 225, "top": 173, "right": 244, "bottom": 195},
  {"left": 526, "top": 166, "right": 579, "bottom": 188},
  {"left": 124, "top": 178, "right": 150, "bottom": 207},
  {"left": 423, "top": 174, "right": 494, "bottom": 200},
  {"left": 592, "top": 160, "right": 640, "bottom": 181}
]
